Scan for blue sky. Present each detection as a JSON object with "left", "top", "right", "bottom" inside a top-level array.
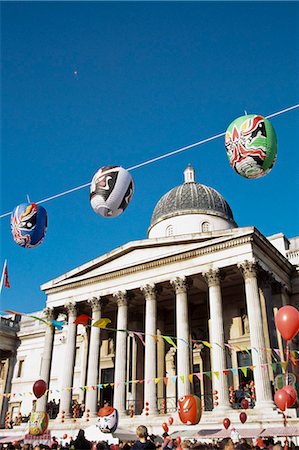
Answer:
[{"left": 1, "top": 1, "right": 298, "bottom": 313}]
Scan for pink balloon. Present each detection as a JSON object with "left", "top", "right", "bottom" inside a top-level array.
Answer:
[
  {"left": 33, "top": 379, "right": 47, "bottom": 399},
  {"left": 275, "top": 306, "right": 299, "bottom": 341},
  {"left": 282, "top": 385, "right": 297, "bottom": 407},
  {"left": 274, "top": 389, "right": 292, "bottom": 411}
]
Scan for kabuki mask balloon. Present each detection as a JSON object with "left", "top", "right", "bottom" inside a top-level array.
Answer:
[
  {"left": 90, "top": 166, "right": 134, "bottom": 218},
  {"left": 11, "top": 203, "right": 48, "bottom": 248},
  {"left": 97, "top": 406, "right": 119, "bottom": 433},
  {"left": 178, "top": 395, "right": 201, "bottom": 425},
  {"left": 225, "top": 115, "right": 277, "bottom": 179},
  {"left": 29, "top": 411, "right": 49, "bottom": 436}
]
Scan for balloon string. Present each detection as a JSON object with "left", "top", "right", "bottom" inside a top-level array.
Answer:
[{"left": 1, "top": 102, "right": 299, "bottom": 219}]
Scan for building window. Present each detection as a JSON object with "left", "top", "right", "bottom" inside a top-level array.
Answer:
[
  {"left": 166, "top": 225, "right": 173, "bottom": 236},
  {"left": 201, "top": 221, "right": 210, "bottom": 232},
  {"left": 17, "top": 360, "right": 24, "bottom": 378}
]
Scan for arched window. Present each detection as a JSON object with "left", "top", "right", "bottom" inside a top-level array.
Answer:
[
  {"left": 166, "top": 225, "right": 174, "bottom": 236},
  {"left": 202, "top": 221, "right": 210, "bottom": 232}
]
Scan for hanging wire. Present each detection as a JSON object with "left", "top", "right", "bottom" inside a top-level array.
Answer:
[{"left": 1, "top": 102, "right": 298, "bottom": 220}]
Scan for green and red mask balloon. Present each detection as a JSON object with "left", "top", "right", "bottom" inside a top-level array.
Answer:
[{"left": 225, "top": 115, "right": 277, "bottom": 179}]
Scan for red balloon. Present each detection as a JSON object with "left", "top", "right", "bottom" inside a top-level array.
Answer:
[
  {"left": 241, "top": 398, "right": 249, "bottom": 409},
  {"left": 176, "top": 437, "right": 181, "bottom": 445},
  {"left": 162, "top": 422, "right": 169, "bottom": 433},
  {"left": 63, "top": 434, "right": 67, "bottom": 439},
  {"left": 282, "top": 385, "right": 297, "bottom": 407},
  {"left": 33, "top": 379, "right": 47, "bottom": 399},
  {"left": 168, "top": 416, "right": 174, "bottom": 425},
  {"left": 275, "top": 306, "right": 299, "bottom": 341},
  {"left": 239, "top": 412, "right": 247, "bottom": 424},
  {"left": 223, "top": 418, "right": 230, "bottom": 429},
  {"left": 274, "top": 389, "right": 292, "bottom": 412}
]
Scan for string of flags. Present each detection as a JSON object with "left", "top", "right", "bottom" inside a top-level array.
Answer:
[
  {"left": 1, "top": 358, "right": 298, "bottom": 400},
  {"left": 2, "top": 310, "right": 299, "bottom": 362}
]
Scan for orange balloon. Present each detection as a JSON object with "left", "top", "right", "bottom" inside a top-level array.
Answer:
[
  {"left": 162, "top": 422, "right": 169, "bottom": 433},
  {"left": 223, "top": 418, "right": 230, "bottom": 429},
  {"left": 168, "top": 416, "right": 174, "bottom": 425},
  {"left": 275, "top": 306, "right": 299, "bottom": 341}
]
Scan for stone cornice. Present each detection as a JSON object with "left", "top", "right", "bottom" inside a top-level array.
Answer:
[{"left": 44, "top": 235, "right": 253, "bottom": 295}]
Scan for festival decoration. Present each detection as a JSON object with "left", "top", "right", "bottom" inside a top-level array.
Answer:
[
  {"left": 282, "top": 385, "right": 297, "bottom": 407},
  {"left": 33, "top": 379, "right": 47, "bottom": 399},
  {"left": 90, "top": 166, "right": 134, "bottom": 218},
  {"left": 29, "top": 411, "right": 49, "bottom": 436},
  {"left": 178, "top": 394, "right": 201, "bottom": 425},
  {"left": 11, "top": 203, "right": 48, "bottom": 248},
  {"left": 168, "top": 416, "right": 174, "bottom": 425},
  {"left": 241, "top": 398, "right": 249, "bottom": 409},
  {"left": 275, "top": 305, "right": 299, "bottom": 341},
  {"left": 225, "top": 114, "right": 277, "bottom": 179},
  {"left": 63, "top": 434, "right": 68, "bottom": 439},
  {"left": 274, "top": 389, "right": 291, "bottom": 411},
  {"left": 239, "top": 412, "right": 247, "bottom": 424},
  {"left": 74, "top": 314, "right": 92, "bottom": 326},
  {"left": 97, "top": 406, "right": 119, "bottom": 433},
  {"left": 223, "top": 417, "right": 230, "bottom": 429},
  {"left": 162, "top": 422, "right": 169, "bottom": 433},
  {"left": 176, "top": 437, "right": 181, "bottom": 445}
]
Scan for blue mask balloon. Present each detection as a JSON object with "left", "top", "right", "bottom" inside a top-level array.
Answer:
[{"left": 11, "top": 203, "right": 48, "bottom": 248}]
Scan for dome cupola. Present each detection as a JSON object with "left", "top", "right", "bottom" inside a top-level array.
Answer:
[{"left": 148, "top": 165, "right": 237, "bottom": 238}]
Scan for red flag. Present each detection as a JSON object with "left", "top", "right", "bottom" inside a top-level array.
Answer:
[{"left": 4, "top": 264, "right": 10, "bottom": 288}]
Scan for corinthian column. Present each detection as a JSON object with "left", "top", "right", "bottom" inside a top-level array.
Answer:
[
  {"left": 141, "top": 284, "right": 157, "bottom": 415},
  {"left": 36, "top": 307, "right": 55, "bottom": 412},
  {"left": 59, "top": 302, "right": 77, "bottom": 418},
  {"left": 85, "top": 297, "right": 102, "bottom": 417},
  {"left": 171, "top": 277, "right": 190, "bottom": 399},
  {"left": 203, "top": 269, "right": 230, "bottom": 413},
  {"left": 238, "top": 261, "right": 274, "bottom": 410},
  {"left": 113, "top": 291, "right": 128, "bottom": 415}
]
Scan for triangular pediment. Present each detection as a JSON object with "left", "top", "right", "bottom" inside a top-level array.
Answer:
[{"left": 41, "top": 227, "right": 253, "bottom": 291}]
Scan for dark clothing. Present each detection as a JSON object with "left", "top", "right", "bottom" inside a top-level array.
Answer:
[
  {"left": 72, "top": 437, "right": 92, "bottom": 450},
  {"left": 131, "top": 441, "right": 156, "bottom": 450}
]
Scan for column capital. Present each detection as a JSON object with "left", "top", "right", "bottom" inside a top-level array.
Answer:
[
  {"left": 43, "top": 307, "right": 55, "bottom": 321},
  {"left": 64, "top": 302, "right": 77, "bottom": 317},
  {"left": 140, "top": 284, "right": 157, "bottom": 300},
  {"left": 170, "top": 276, "right": 189, "bottom": 294},
  {"left": 203, "top": 268, "right": 221, "bottom": 287},
  {"left": 88, "top": 296, "right": 102, "bottom": 312},
  {"left": 113, "top": 291, "right": 128, "bottom": 307},
  {"left": 238, "top": 260, "right": 257, "bottom": 279}
]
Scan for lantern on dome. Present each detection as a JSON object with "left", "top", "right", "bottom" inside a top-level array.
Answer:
[
  {"left": 225, "top": 114, "right": 277, "bottom": 179},
  {"left": 90, "top": 166, "right": 134, "bottom": 218},
  {"left": 11, "top": 203, "right": 48, "bottom": 248}
]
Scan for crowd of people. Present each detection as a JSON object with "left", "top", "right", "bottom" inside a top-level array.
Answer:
[{"left": 0, "top": 425, "right": 297, "bottom": 450}]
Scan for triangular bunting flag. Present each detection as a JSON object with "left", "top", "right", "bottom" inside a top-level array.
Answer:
[
  {"left": 180, "top": 376, "right": 185, "bottom": 383},
  {"left": 133, "top": 331, "right": 146, "bottom": 346},
  {"left": 164, "top": 377, "right": 169, "bottom": 385},
  {"left": 188, "top": 374, "right": 193, "bottom": 383},
  {"left": 213, "top": 371, "right": 219, "bottom": 379},
  {"left": 231, "top": 368, "right": 238, "bottom": 376},
  {"left": 171, "top": 376, "right": 177, "bottom": 384},
  {"left": 201, "top": 341, "right": 212, "bottom": 349},
  {"left": 139, "top": 380, "right": 144, "bottom": 384},
  {"left": 240, "top": 367, "right": 247, "bottom": 377},
  {"left": 223, "top": 370, "right": 229, "bottom": 376},
  {"left": 249, "top": 365, "right": 255, "bottom": 371},
  {"left": 281, "top": 361, "right": 287, "bottom": 372},
  {"left": 154, "top": 378, "right": 161, "bottom": 384},
  {"left": 92, "top": 318, "right": 111, "bottom": 329},
  {"left": 271, "top": 363, "right": 277, "bottom": 372},
  {"left": 205, "top": 371, "right": 211, "bottom": 379},
  {"left": 194, "top": 373, "right": 202, "bottom": 381},
  {"left": 162, "top": 335, "right": 177, "bottom": 349}
]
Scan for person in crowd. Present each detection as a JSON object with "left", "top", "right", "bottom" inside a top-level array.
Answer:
[
  {"left": 218, "top": 438, "right": 234, "bottom": 450},
  {"left": 50, "top": 437, "right": 59, "bottom": 449},
  {"left": 72, "top": 429, "right": 92, "bottom": 450},
  {"left": 131, "top": 426, "right": 156, "bottom": 450}
]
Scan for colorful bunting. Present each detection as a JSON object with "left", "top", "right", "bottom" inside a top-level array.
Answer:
[
  {"left": 162, "top": 335, "right": 177, "bottom": 349},
  {"left": 74, "top": 314, "right": 92, "bottom": 326},
  {"left": 92, "top": 318, "right": 111, "bottom": 328}
]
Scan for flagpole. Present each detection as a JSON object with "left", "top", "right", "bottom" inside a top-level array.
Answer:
[{"left": 0, "top": 260, "right": 7, "bottom": 295}]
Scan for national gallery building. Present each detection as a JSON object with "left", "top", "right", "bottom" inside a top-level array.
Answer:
[{"left": 1, "top": 165, "right": 299, "bottom": 432}]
